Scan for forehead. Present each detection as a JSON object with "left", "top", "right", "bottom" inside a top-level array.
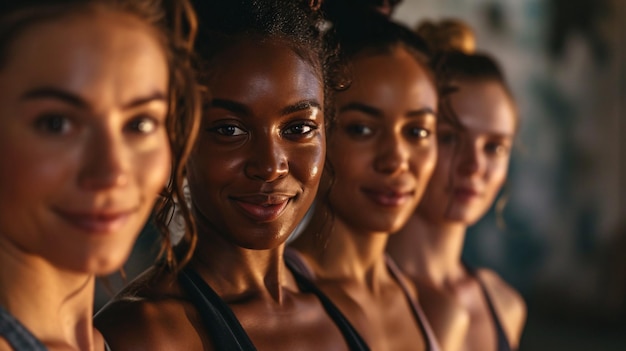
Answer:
[
  {"left": 337, "top": 46, "right": 436, "bottom": 109},
  {"left": 0, "top": 10, "right": 168, "bottom": 107},
  {"left": 207, "top": 40, "right": 323, "bottom": 105},
  {"left": 448, "top": 79, "right": 516, "bottom": 136}
]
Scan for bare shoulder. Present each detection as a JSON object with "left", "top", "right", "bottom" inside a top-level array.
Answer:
[
  {"left": 413, "top": 280, "right": 469, "bottom": 351},
  {"left": 476, "top": 268, "right": 527, "bottom": 347},
  {"left": 95, "top": 267, "right": 213, "bottom": 351},
  {"left": 0, "top": 338, "right": 11, "bottom": 351}
]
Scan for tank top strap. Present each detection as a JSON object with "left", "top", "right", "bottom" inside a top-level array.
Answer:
[
  {"left": 178, "top": 269, "right": 257, "bottom": 351},
  {"left": 284, "top": 257, "right": 370, "bottom": 351},
  {"left": 0, "top": 305, "right": 47, "bottom": 351},
  {"left": 385, "top": 256, "right": 442, "bottom": 351},
  {"left": 462, "top": 261, "right": 512, "bottom": 351},
  {"left": 283, "top": 247, "right": 316, "bottom": 279}
]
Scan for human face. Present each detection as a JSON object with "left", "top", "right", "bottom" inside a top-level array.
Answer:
[
  {"left": 0, "top": 11, "right": 170, "bottom": 275},
  {"left": 417, "top": 79, "right": 516, "bottom": 225},
  {"left": 328, "top": 46, "right": 437, "bottom": 234},
  {"left": 187, "top": 40, "right": 325, "bottom": 250}
]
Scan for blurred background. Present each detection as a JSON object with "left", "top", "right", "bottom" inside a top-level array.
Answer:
[
  {"left": 97, "top": 0, "right": 625, "bottom": 350},
  {"left": 392, "top": 0, "right": 625, "bottom": 349}
]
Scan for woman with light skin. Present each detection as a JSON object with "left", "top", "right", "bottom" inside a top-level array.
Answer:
[
  {"left": 0, "top": 1, "right": 199, "bottom": 350},
  {"left": 386, "top": 49, "right": 527, "bottom": 351},
  {"left": 288, "top": 13, "right": 441, "bottom": 351},
  {"left": 94, "top": 1, "right": 369, "bottom": 350}
]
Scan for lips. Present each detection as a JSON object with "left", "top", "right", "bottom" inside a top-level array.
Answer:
[
  {"left": 230, "top": 193, "right": 293, "bottom": 222},
  {"left": 361, "top": 187, "right": 414, "bottom": 207},
  {"left": 54, "top": 209, "right": 136, "bottom": 234},
  {"left": 453, "top": 187, "right": 480, "bottom": 203}
]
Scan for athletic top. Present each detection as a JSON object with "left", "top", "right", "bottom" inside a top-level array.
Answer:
[
  {"left": 464, "top": 263, "right": 512, "bottom": 351},
  {"left": 179, "top": 267, "right": 370, "bottom": 351},
  {"left": 0, "top": 305, "right": 47, "bottom": 351},
  {"left": 0, "top": 305, "right": 112, "bottom": 351},
  {"left": 284, "top": 248, "right": 441, "bottom": 351},
  {"left": 386, "top": 257, "right": 441, "bottom": 351}
]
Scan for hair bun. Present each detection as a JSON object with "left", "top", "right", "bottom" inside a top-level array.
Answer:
[{"left": 416, "top": 18, "right": 475, "bottom": 54}]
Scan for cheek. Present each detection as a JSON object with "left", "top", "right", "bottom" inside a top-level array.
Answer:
[
  {"left": 327, "top": 138, "right": 370, "bottom": 185},
  {"left": 486, "top": 158, "right": 510, "bottom": 193},
  {"left": 429, "top": 149, "right": 454, "bottom": 190},
  {"left": 186, "top": 141, "right": 244, "bottom": 200},
  {"left": 132, "top": 136, "right": 171, "bottom": 197},
  {"left": 412, "top": 144, "right": 438, "bottom": 178},
  {"left": 0, "top": 137, "right": 78, "bottom": 207},
  {"left": 290, "top": 137, "right": 325, "bottom": 187}
]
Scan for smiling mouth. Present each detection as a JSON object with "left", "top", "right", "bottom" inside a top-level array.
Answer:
[
  {"left": 55, "top": 209, "right": 136, "bottom": 234},
  {"left": 231, "top": 194, "right": 293, "bottom": 223},
  {"left": 453, "top": 188, "right": 481, "bottom": 203},
  {"left": 361, "top": 188, "right": 414, "bottom": 207}
]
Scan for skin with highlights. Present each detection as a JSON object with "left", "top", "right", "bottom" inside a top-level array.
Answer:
[
  {"left": 0, "top": 9, "right": 170, "bottom": 351},
  {"left": 388, "top": 78, "right": 526, "bottom": 351},
  {"left": 187, "top": 39, "right": 325, "bottom": 251},
  {"left": 292, "top": 45, "right": 439, "bottom": 351},
  {"left": 95, "top": 40, "right": 357, "bottom": 351}
]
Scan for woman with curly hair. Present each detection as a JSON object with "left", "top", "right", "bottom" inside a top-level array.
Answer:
[
  {"left": 95, "top": 0, "right": 368, "bottom": 350},
  {"left": 0, "top": 0, "right": 200, "bottom": 350}
]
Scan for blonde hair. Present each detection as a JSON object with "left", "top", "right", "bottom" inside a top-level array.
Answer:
[{"left": 416, "top": 18, "right": 476, "bottom": 54}]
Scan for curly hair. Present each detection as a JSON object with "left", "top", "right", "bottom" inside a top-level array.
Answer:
[
  {"left": 0, "top": 0, "right": 203, "bottom": 271},
  {"left": 189, "top": 0, "right": 342, "bottom": 125}
]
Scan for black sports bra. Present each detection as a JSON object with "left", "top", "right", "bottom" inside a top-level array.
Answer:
[
  {"left": 463, "top": 264, "right": 512, "bottom": 351},
  {"left": 284, "top": 248, "right": 441, "bottom": 351},
  {"left": 179, "top": 267, "right": 370, "bottom": 351}
]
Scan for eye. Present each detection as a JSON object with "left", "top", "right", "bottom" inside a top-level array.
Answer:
[
  {"left": 34, "top": 113, "right": 73, "bottom": 135},
  {"left": 345, "top": 124, "right": 373, "bottom": 137},
  {"left": 283, "top": 121, "right": 319, "bottom": 139},
  {"left": 406, "top": 126, "right": 431, "bottom": 140},
  {"left": 209, "top": 124, "right": 247, "bottom": 137},
  {"left": 127, "top": 116, "right": 160, "bottom": 134},
  {"left": 485, "top": 141, "right": 509, "bottom": 155}
]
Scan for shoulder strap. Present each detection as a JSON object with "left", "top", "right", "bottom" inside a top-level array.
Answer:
[
  {"left": 385, "top": 256, "right": 442, "bottom": 351},
  {"left": 462, "top": 262, "right": 512, "bottom": 351},
  {"left": 283, "top": 247, "right": 316, "bottom": 280},
  {"left": 178, "top": 269, "right": 257, "bottom": 351},
  {"left": 0, "top": 305, "right": 47, "bottom": 351},
  {"left": 285, "top": 258, "right": 371, "bottom": 351}
]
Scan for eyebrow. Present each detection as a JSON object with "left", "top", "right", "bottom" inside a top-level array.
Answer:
[
  {"left": 210, "top": 99, "right": 322, "bottom": 117},
  {"left": 20, "top": 87, "right": 166, "bottom": 110},
  {"left": 280, "top": 100, "right": 322, "bottom": 116},
  {"left": 339, "top": 102, "right": 436, "bottom": 119}
]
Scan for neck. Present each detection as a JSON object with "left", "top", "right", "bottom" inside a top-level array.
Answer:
[
  {"left": 292, "top": 206, "right": 391, "bottom": 290},
  {"left": 191, "top": 221, "right": 290, "bottom": 304},
  {"left": 387, "top": 213, "right": 468, "bottom": 287},
  {"left": 0, "top": 238, "right": 96, "bottom": 351}
]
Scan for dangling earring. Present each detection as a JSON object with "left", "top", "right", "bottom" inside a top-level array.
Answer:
[{"left": 495, "top": 184, "right": 509, "bottom": 230}]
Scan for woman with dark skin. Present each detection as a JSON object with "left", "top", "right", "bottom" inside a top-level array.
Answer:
[
  {"left": 0, "top": 1, "right": 199, "bottom": 350},
  {"left": 386, "top": 48, "right": 527, "bottom": 351},
  {"left": 289, "top": 14, "right": 441, "bottom": 351},
  {"left": 95, "top": 1, "right": 368, "bottom": 350}
]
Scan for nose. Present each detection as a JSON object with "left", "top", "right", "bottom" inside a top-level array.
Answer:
[
  {"left": 244, "top": 134, "right": 288, "bottom": 182},
  {"left": 373, "top": 130, "right": 409, "bottom": 175},
  {"left": 456, "top": 140, "right": 483, "bottom": 176},
  {"left": 78, "top": 128, "right": 129, "bottom": 190}
]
